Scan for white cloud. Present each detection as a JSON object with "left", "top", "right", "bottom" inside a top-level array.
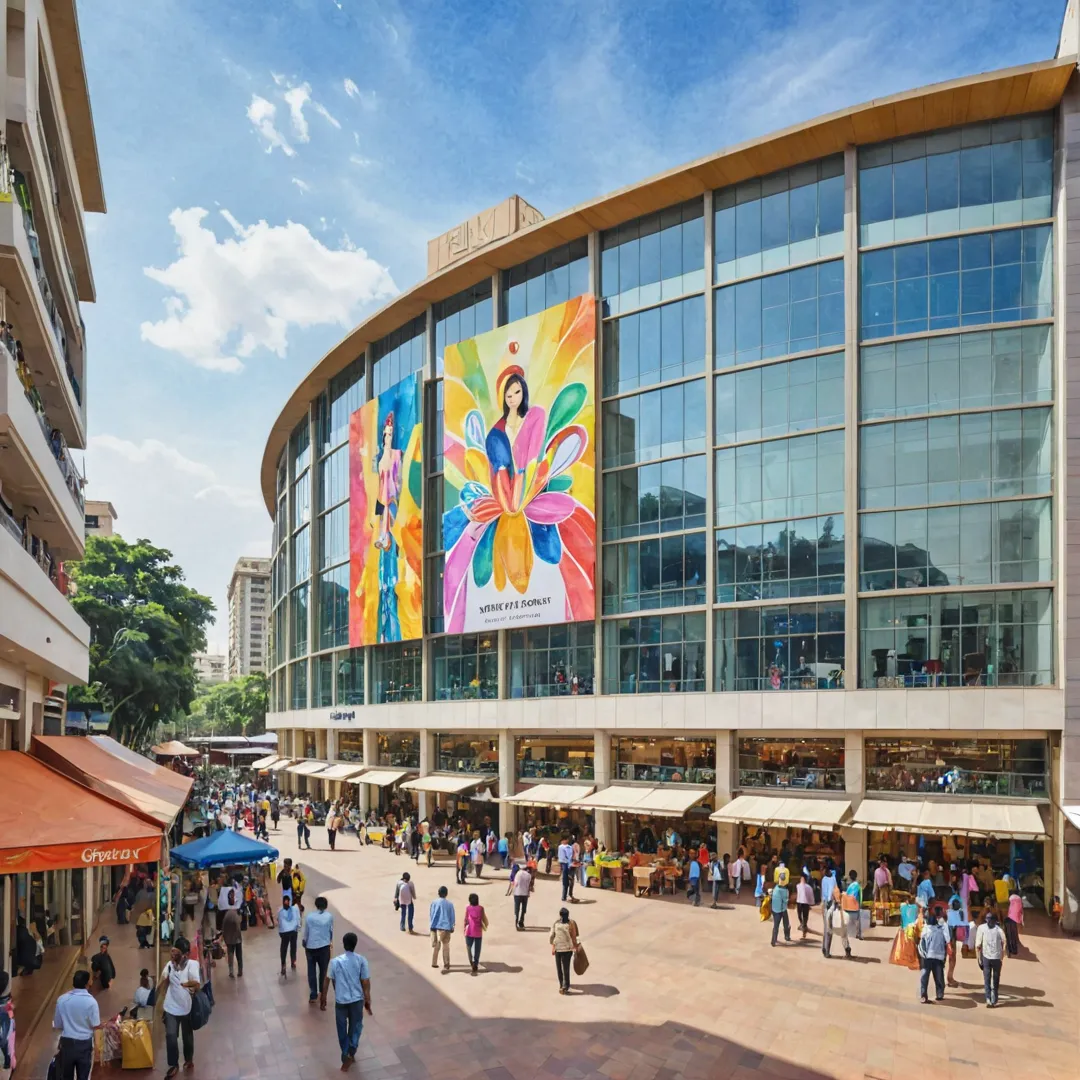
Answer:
[
  {"left": 247, "top": 95, "right": 295, "bottom": 156},
  {"left": 348, "top": 154, "right": 374, "bottom": 168},
  {"left": 193, "top": 483, "right": 264, "bottom": 511},
  {"left": 140, "top": 206, "right": 398, "bottom": 372},
  {"left": 343, "top": 81, "right": 377, "bottom": 111},
  {"left": 283, "top": 84, "right": 312, "bottom": 141},
  {"left": 88, "top": 435, "right": 216, "bottom": 483},
  {"left": 314, "top": 101, "right": 341, "bottom": 129},
  {"left": 343, "top": 77, "right": 359, "bottom": 98},
  {"left": 291, "top": 177, "right": 311, "bottom": 192}
]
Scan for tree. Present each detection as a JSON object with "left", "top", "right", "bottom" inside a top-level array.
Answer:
[
  {"left": 187, "top": 673, "right": 269, "bottom": 738},
  {"left": 67, "top": 535, "right": 214, "bottom": 749}
]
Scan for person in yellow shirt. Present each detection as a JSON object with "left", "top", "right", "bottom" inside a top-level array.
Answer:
[
  {"left": 292, "top": 866, "right": 307, "bottom": 912},
  {"left": 135, "top": 906, "right": 155, "bottom": 949}
]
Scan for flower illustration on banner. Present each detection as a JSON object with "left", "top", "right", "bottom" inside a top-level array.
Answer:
[{"left": 442, "top": 296, "right": 596, "bottom": 633}]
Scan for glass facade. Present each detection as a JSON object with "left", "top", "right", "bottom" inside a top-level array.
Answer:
[
  {"left": 337, "top": 648, "right": 364, "bottom": 706},
  {"left": 516, "top": 735, "right": 595, "bottom": 779},
  {"left": 509, "top": 622, "right": 595, "bottom": 698},
  {"left": 501, "top": 238, "right": 589, "bottom": 324},
  {"left": 738, "top": 737, "right": 846, "bottom": 791},
  {"left": 603, "top": 613, "right": 706, "bottom": 694},
  {"left": 435, "top": 281, "right": 492, "bottom": 374},
  {"left": 373, "top": 317, "right": 426, "bottom": 396},
  {"left": 436, "top": 734, "right": 499, "bottom": 774},
  {"left": 602, "top": 295, "right": 705, "bottom": 396},
  {"left": 431, "top": 634, "right": 498, "bottom": 700},
  {"left": 372, "top": 642, "right": 422, "bottom": 703},
  {"left": 378, "top": 733, "right": 420, "bottom": 769},
  {"left": 613, "top": 736, "right": 716, "bottom": 785},
  {"left": 337, "top": 730, "right": 364, "bottom": 763}
]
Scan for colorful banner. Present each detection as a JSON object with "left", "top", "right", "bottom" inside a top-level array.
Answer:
[
  {"left": 0, "top": 836, "right": 162, "bottom": 875},
  {"left": 442, "top": 295, "right": 596, "bottom": 632},
  {"left": 348, "top": 370, "right": 423, "bottom": 645}
]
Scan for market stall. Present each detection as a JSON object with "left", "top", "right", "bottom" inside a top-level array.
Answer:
[
  {"left": 501, "top": 782, "right": 596, "bottom": 839},
  {"left": 573, "top": 784, "right": 715, "bottom": 855},
  {"left": 285, "top": 759, "right": 332, "bottom": 797},
  {"left": 400, "top": 773, "right": 498, "bottom": 829},
  {"left": 352, "top": 767, "right": 416, "bottom": 817}
]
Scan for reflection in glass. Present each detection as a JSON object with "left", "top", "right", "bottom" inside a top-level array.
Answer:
[
  {"left": 372, "top": 317, "right": 426, "bottom": 396},
  {"left": 738, "top": 737, "right": 846, "bottom": 790},
  {"left": 377, "top": 732, "right": 420, "bottom": 768},
  {"left": 603, "top": 613, "right": 707, "bottom": 694},
  {"left": 431, "top": 634, "right": 498, "bottom": 700},
  {"left": 434, "top": 281, "right": 493, "bottom": 374},
  {"left": 603, "top": 531, "right": 708, "bottom": 613},
  {"left": 516, "top": 735, "right": 596, "bottom": 779},
  {"left": 613, "top": 736, "right": 716, "bottom": 785},
  {"left": 336, "top": 648, "right": 364, "bottom": 706},
  {"left": 502, "top": 239, "right": 589, "bottom": 323},
  {"left": 372, "top": 643, "right": 422, "bottom": 703},
  {"left": 602, "top": 294, "right": 705, "bottom": 395},
  {"left": 603, "top": 455, "right": 706, "bottom": 541},
  {"left": 602, "top": 379, "right": 706, "bottom": 467},
  {"left": 290, "top": 660, "right": 308, "bottom": 709},
  {"left": 436, "top": 734, "right": 499, "bottom": 773},
  {"left": 509, "top": 622, "right": 595, "bottom": 698}
]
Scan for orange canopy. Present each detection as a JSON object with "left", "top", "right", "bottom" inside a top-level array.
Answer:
[
  {"left": 149, "top": 740, "right": 200, "bottom": 757},
  {"left": 0, "top": 752, "right": 162, "bottom": 874},
  {"left": 32, "top": 735, "right": 193, "bottom": 827}
]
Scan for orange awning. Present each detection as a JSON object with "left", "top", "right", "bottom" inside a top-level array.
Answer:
[
  {"left": 0, "top": 752, "right": 163, "bottom": 873},
  {"left": 32, "top": 735, "right": 193, "bottom": 827}
]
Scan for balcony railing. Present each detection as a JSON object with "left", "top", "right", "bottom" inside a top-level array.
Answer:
[
  {"left": 0, "top": 501, "right": 24, "bottom": 544},
  {"left": 377, "top": 753, "right": 420, "bottom": 769},
  {"left": 738, "top": 767, "right": 847, "bottom": 791},
  {"left": 437, "top": 758, "right": 499, "bottom": 775},
  {"left": 0, "top": 498, "right": 67, "bottom": 597},
  {"left": 865, "top": 766, "right": 1048, "bottom": 799},
  {"left": 519, "top": 759, "right": 596, "bottom": 781},
  {"left": 615, "top": 762, "right": 717, "bottom": 785}
]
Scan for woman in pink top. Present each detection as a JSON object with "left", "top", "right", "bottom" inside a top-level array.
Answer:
[
  {"left": 1004, "top": 889, "right": 1024, "bottom": 956},
  {"left": 464, "top": 893, "right": 488, "bottom": 975}
]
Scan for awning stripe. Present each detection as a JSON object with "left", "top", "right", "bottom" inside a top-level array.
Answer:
[
  {"left": 399, "top": 773, "right": 495, "bottom": 795},
  {"left": 501, "top": 783, "right": 596, "bottom": 808},
  {"left": 711, "top": 794, "right": 852, "bottom": 830},
  {"left": 851, "top": 798, "right": 1046, "bottom": 839},
  {"left": 286, "top": 760, "right": 332, "bottom": 777},
  {"left": 572, "top": 785, "right": 712, "bottom": 818},
  {"left": 352, "top": 768, "right": 412, "bottom": 788}
]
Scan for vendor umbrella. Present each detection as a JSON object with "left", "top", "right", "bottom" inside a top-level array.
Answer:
[
  {"left": 150, "top": 740, "right": 201, "bottom": 757},
  {"left": 170, "top": 829, "right": 279, "bottom": 869}
]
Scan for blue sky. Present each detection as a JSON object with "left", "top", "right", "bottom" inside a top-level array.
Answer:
[{"left": 78, "top": 0, "right": 1068, "bottom": 649}]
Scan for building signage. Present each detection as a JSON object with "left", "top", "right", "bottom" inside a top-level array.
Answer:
[
  {"left": 0, "top": 835, "right": 162, "bottom": 874},
  {"left": 329, "top": 710, "right": 357, "bottom": 722},
  {"left": 442, "top": 295, "right": 596, "bottom": 632}
]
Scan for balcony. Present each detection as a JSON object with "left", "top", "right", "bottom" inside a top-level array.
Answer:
[
  {"left": 519, "top": 759, "right": 596, "bottom": 781},
  {"left": 738, "top": 767, "right": 847, "bottom": 792},
  {"left": 865, "top": 766, "right": 1048, "bottom": 799},
  {"left": 615, "top": 763, "right": 717, "bottom": 785}
]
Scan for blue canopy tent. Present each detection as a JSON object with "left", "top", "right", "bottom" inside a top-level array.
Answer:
[{"left": 170, "top": 829, "right": 279, "bottom": 869}]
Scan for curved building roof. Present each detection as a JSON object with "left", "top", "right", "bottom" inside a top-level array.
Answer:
[{"left": 261, "top": 55, "right": 1075, "bottom": 514}]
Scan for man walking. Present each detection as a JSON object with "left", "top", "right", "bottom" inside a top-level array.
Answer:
[
  {"left": 222, "top": 904, "right": 243, "bottom": 977},
  {"left": 303, "top": 896, "right": 335, "bottom": 1007},
  {"left": 429, "top": 885, "right": 456, "bottom": 972},
  {"left": 52, "top": 970, "right": 99, "bottom": 1080},
  {"left": 271, "top": 796, "right": 280, "bottom": 831},
  {"left": 770, "top": 870, "right": 791, "bottom": 946},
  {"left": 276, "top": 859, "right": 295, "bottom": 905},
  {"left": 686, "top": 854, "right": 702, "bottom": 906},
  {"left": 396, "top": 872, "right": 416, "bottom": 933},
  {"left": 321, "top": 931, "right": 371, "bottom": 1072},
  {"left": 820, "top": 861, "right": 850, "bottom": 959},
  {"left": 558, "top": 834, "right": 576, "bottom": 902},
  {"left": 918, "top": 912, "right": 950, "bottom": 1003},
  {"left": 512, "top": 863, "right": 533, "bottom": 929},
  {"left": 278, "top": 895, "right": 301, "bottom": 977},
  {"left": 975, "top": 911, "right": 1007, "bottom": 1007}
]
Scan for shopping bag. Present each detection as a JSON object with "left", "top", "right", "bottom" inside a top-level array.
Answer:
[
  {"left": 573, "top": 944, "right": 590, "bottom": 976},
  {"left": 888, "top": 926, "right": 920, "bottom": 970},
  {"left": 759, "top": 895, "right": 771, "bottom": 922},
  {"left": 94, "top": 1018, "right": 122, "bottom": 1063},
  {"left": 120, "top": 1018, "right": 154, "bottom": 1069}
]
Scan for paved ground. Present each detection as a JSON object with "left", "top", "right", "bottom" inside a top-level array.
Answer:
[{"left": 153, "top": 824, "right": 1080, "bottom": 1080}]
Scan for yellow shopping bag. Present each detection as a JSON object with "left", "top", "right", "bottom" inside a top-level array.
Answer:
[
  {"left": 759, "top": 894, "right": 772, "bottom": 922},
  {"left": 120, "top": 1018, "right": 154, "bottom": 1069}
]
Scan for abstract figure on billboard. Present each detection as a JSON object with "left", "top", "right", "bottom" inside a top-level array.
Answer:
[
  {"left": 349, "top": 370, "right": 423, "bottom": 645},
  {"left": 442, "top": 295, "right": 596, "bottom": 633}
]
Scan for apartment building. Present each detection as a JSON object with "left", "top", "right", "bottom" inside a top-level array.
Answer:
[
  {"left": 227, "top": 555, "right": 270, "bottom": 678},
  {"left": 83, "top": 497, "right": 116, "bottom": 536}
]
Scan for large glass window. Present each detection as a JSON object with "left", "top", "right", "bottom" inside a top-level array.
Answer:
[
  {"left": 377, "top": 733, "right": 420, "bottom": 768},
  {"left": 859, "top": 499, "right": 1052, "bottom": 591},
  {"left": 601, "top": 379, "right": 706, "bottom": 467},
  {"left": 602, "top": 612, "right": 706, "bottom": 694},
  {"left": 716, "top": 514, "right": 844, "bottom": 602},
  {"left": 337, "top": 730, "right": 364, "bottom": 763},
  {"left": 313, "top": 654, "right": 334, "bottom": 707},
  {"left": 291, "top": 471, "right": 311, "bottom": 530},
  {"left": 715, "top": 157, "right": 844, "bottom": 282},
  {"left": 431, "top": 634, "right": 498, "bottom": 700},
  {"left": 714, "top": 430, "right": 844, "bottom": 525},
  {"left": 435, "top": 281, "right": 493, "bottom": 374},
  {"left": 318, "top": 447, "right": 349, "bottom": 513},
  {"left": 860, "top": 225, "right": 1052, "bottom": 340},
  {"left": 290, "top": 419, "right": 311, "bottom": 475},
  {"left": 510, "top": 622, "right": 595, "bottom": 698},
  {"left": 864, "top": 737, "right": 1048, "bottom": 798},
  {"left": 336, "top": 648, "right": 364, "bottom": 706},
  {"left": 738, "top": 737, "right": 845, "bottom": 791},
  {"left": 302, "top": 730, "right": 318, "bottom": 758},
  {"left": 317, "top": 564, "right": 349, "bottom": 650},
  {"left": 715, "top": 601, "right": 845, "bottom": 691},
  {"left": 601, "top": 200, "right": 705, "bottom": 316},
  {"left": 318, "top": 504, "right": 348, "bottom": 569},
  {"left": 436, "top": 734, "right": 499, "bottom": 774},
  {"left": 714, "top": 259, "right": 844, "bottom": 367},
  {"left": 859, "top": 407, "right": 1052, "bottom": 509},
  {"left": 291, "top": 525, "right": 311, "bottom": 586},
  {"left": 371, "top": 642, "right": 422, "bottom": 703},
  {"left": 372, "top": 317, "right": 426, "bottom": 396},
  {"left": 715, "top": 352, "right": 844, "bottom": 445},
  {"left": 859, "top": 588, "right": 1052, "bottom": 688},
  {"left": 602, "top": 294, "right": 705, "bottom": 396},
  {"left": 516, "top": 735, "right": 595, "bottom": 779},
  {"left": 501, "top": 238, "right": 589, "bottom": 324},
  {"left": 290, "top": 584, "right": 309, "bottom": 658},
  {"left": 603, "top": 456, "right": 706, "bottom": 541},
  {"left": 860, "top": 325, "right": 1052, "bottom": 420},
  {"left": 290, "top": 660, "right": 308, "bottom": 710},
  {"left": 613, "top": 736, "right": 716, "bottom": 785},
  {"left": 318, "top": 358, "right": 365, "bottom": 455},
  {"left": 603, "top": 531, "right": 707, "bottom": 613},
  {"left": 425, "top": 555, "right": 444, "bottom": 636},
  {"left": 859, "top": 116, "right": 1053, "bottom": 245}
]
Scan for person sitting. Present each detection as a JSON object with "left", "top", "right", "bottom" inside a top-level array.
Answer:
[
  {"left": 135, "top": 906, "right": 156, "bottom": 950},
  {"left": 90, "top": 936, "right": 116, "bottom": 991},
  {"left": 130, "top": 969, "right": 155, "bottom": 1019}
]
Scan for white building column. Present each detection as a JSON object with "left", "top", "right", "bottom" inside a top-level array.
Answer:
[
  {"left": 592, "top": 730, "right": 614, "bottom": 850},
  {"left": 714, "top": 731, "right": 737, "bottom": 857},
  {"left": 842, "top": 730, "right": 866, "bottom": 879},
  {"left": 417, "top": 729, "right": 433, "bottom": 820},
  {"left": 359, "top": 729, "right": 378, "bottom": 814},
  {"left": 498, "top": 729, "right": 516, "bottom": 839}
]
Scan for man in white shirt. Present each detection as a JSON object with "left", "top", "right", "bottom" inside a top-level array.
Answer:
[
  {"left": 160, "top": 937, "right": 201, "bottom": 1078},
  {"left": 511, "top": 866, "right": 533, "bottom": 930},
  {"left": 53, "top": 970, "right": 100, "bottom": 1080},
  {"left": 975, "top": 911, "right": 1007, "bottom": 1007}
]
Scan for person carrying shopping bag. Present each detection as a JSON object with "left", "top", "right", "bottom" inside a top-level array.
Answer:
[{"left": 549, "top": 908, "right": 580, "bottom": 995}]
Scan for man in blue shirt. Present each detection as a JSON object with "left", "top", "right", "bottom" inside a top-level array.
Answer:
[
  {"left": 686, "top": 857, "right": 702, "bottom": 907},
  {"left": 429, "top": 885, "right": 456, "bottom": 972},
  {"left": 916, "top": 869, "right": 937, "bottom": 910},
  {"left": 53, "top": 969, "right": 100, "bottom": 1080},
  {"left": 557, "top": 835, "right": 575, "bottom": 902},
  {"left": 277, "top": 895, "right": 301, "bottom": 977},
  {"left": 497, "top": 833, "right": 510, "bottom": 870},
  {"left": 302, "top": 895, "right": 335, "bottom": 1006},
  {"left": 321, "top": 931, "right": 371, "bottom": 1070},
  {"left": 770, "top": 872, "right": 791, "bottom": 946}
]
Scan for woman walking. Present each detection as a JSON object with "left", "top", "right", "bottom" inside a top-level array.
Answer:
[
  {"left": 1005, "top": 888, "right": 1024, "bottom": 955},
  {"left": 464, "top": 893, "right": 488, "bottom": 975},
  {"left": 549, "top": 907, "right": 580, "bottom": 995}
]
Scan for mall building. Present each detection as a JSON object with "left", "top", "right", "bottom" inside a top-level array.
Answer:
[{"left": 262, "top": 14, "right": 1080, "bottom": 921}]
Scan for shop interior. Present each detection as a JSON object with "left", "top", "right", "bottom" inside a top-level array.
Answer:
[
  {"left": 378, "top": 732, "right": 421, "bottom": 769},
  {"left": 436, "top": 734, "right": 499, "bottom": 774},
  {"left": 737, "top": 736, "right": 845, "bottom": 790},
  {"left": 336, "top": 731, "right": 364, "bottom": 763},
  {"left": 613, "top": 736, "right": 716, "bottom": 785},
  {"left": 516, "top": 735, "right": 596, "bottom": 780}
]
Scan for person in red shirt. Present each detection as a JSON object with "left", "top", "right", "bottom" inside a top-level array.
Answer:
[{"left": 697, "top": 844, "right": 709, "bottom": 868}]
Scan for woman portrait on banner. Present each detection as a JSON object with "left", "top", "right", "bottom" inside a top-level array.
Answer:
[
  {"left": 372, "top": 409, "right": 403, "bottom": 641},
  {"left": 491, "top": 364, "right": 530, "bottom": 443}
]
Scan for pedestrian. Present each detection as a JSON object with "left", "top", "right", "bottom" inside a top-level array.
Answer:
[
  {"left": 277, "top": 895, "right": 300, "bottom": 977},
  {"left": 396, "top": 872, "right": 416, "bottom": 933},
  {"left": 844, "top": 870, "right": 864, "bottom": 941},
  {"left": 129, "top": 968, "right": 154, "bottom": 1020},
  {"left": 271, "top": 796, "right": 280, "bottom": 831},
  {"left": 686, "top": 853, "right": 702, "bottom": 906},
  {"left": 161, "top": 937, "right": 201, "bottom": 1079},
  {"left": 297, "top": 812, "right": 307, "bottom": 849},
  {"left": 276, "top": 859, "right": 295, "bottom": 905},
  {"left": 770, "top": 870, "right": 791, "bottom": 946},
  {"left": 709, "top": 853, "right": 724, "bottom": 908},
  {"left": 430, "top": 886, "right": 456, "bottom": 972},
  {"left": 541, "top": 834, "right": 554, "bottom": 876},
  {"left": 52, "top": 969, "right": 99, "bottom": 1080},
  {"left": 135, "top": 905, "right": 156, "bottom": 949},
  {"left": 732, "top": 848, "right": 750, "bottom": 897},
  {"left": 410, "top": 823, "right": 421, "bottom": 862},
  {"left": 1005, "top": 888, "right": 1023, "bottom": 956},
  {"left": 915, "top": 868, "right": 936, "bottom": 910},
  {"left": 754, "top": 862, "right": 767, "bottom": 902},
  {"left": 303, "top": 896, "right": 335, "bottom": 1008},
  {"left": 918, "top": 912, "right": 950, "bottom": 1004},
  {"left": 558, "top": 834, "right": 576, "bottom": 902},
  {"left": 945, "top": 895, "right": 964, "bottom": 987},
  {"left": 820, "top": 860, "right": 850, "bottom": 959},
  {"left": 292, "top": 864, "right": 307, "bottom": 912},
  {"left": 975, "top": 910, "right": 1007, "bottom": 1007},
  {"left": 222, "top": 905, "right": 243, "bottom": 978},
  {"left": 321, "top": 932, "right": 372, "bottom": 1072},
  {"left": 90, "top": 936, "right": 115, "bottom": 991},
  {"left": 327, "top": 809, "right": 339, "bottom": 851},
  {"left": 873, "top": 857, "right": 893, "bottom": 905},
  {"left": 511, "top": 862, "right": 533, "bottom": 929},
  {"left": 796, "top": 872, "right": 815, "bottom": 937},
  {"left": 497, "top": 832, "right": 510, "bottom": 871},
  {"left": 464, "top": 893, "right": 487, "bottom": 976},
  {"left": 549, "top": 907, "right": 580, "bottom": 995},
  {"left": 0, "top": 970, "right": 15, "bottom": 1080},
  {"left": 455, "top": 837, "right": 470, "bottom": 886},
  {"left": 469, "top": 834, "right": 485, "bottom": 879}
]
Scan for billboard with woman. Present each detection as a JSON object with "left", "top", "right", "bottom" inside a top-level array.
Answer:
[{"left": 442, "top": 295, "right": 596, "bottom": 633}]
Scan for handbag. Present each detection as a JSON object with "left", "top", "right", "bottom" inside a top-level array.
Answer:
[
  {"left": 119, "top": 1019, "right": 154, "bottom": 1069},
  {"left": 759, "top": 895, "right": 772, "bottom": 922},
  {"left": 189, "top": 988, "right": 213, "bottom": 1031},
  {"left": 573, "top": 943, "right": 589, "bottom": 976},
  {"left": 841, "top": 891, "right": 860, "bottom": 913}
]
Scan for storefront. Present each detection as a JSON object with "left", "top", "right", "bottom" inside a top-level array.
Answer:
[
  {"left": 737, "top": 737, "right": 845, "bottom": 791},
  {"left": 516, "top": 735, "right": 595, "bottom": 781},
  {"left": 286, "top": 759, "right": 333, "bottom": 797},
  {"left": 501, "top": 782, "right": 597, "bottom": 838},
  {"left": 354, "top": 768, "right": 417, "bottom": 817},
  {"left": 336, "top": 731, "right": 364, "bottom": 764},
  {"left": 574, "top": 784, "right": 715, "bottom": 852},
  {"left": 435, "top": 734, "right": 499, "bottom": 775},
  {"left": 612, "top": 736, "right": 716, "bottom": 785},
  {"left": 378, "top": 733, "right": 421, "bottom": 769},
  {"left": 400, "top": 773, "right": 498, "bottom": 830},
  {"left": 316, "top": 762, "right": 367, "bottom": 802}
]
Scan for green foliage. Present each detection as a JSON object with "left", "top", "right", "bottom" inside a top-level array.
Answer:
[
  {"left": 187, "top": 673, "right": 269, "bottom": 738},
  {"left": 67, "top": 535, "right": 214, "bottom": 749}
]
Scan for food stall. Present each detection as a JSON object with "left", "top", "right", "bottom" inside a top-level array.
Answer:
[{"left": 500, "top": 783, "right": 596, "bottom": 845}]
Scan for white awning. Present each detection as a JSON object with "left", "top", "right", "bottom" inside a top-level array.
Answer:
[
  {"left": 267, "top": 759, "right": 295, "bottom": 772},
  {"left": 286, "top": 760, "right": 331, "bottom": 777},
  {"left": 573, "top": 785, "right": 711, "bottom": 818},
  {"left": 316, "top": 763, "right": 369, "bottom": 782},
  {"left": 852, "top": 798, "right": 1047, "bottom": 840},
  {"left": 1064, "top": 806, "right": 1080, "bottom": 832},
  {"left": 251, "top": 754, "right": 280, "bottom": 769},
  {"left": 573, "top": 785, "right": 656, "bottom": 814},
  {"left": 353, "top": 768, "right": 412, "bottom": 788},
  {"left": 399, "top": 773, "right": 495, "bottom": 795},
  {"left": 501, "top": 783, "right": 596, "bottom": 808},
  {"left": 711, "top": 794, "right": 852, "bottom": 830}
]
